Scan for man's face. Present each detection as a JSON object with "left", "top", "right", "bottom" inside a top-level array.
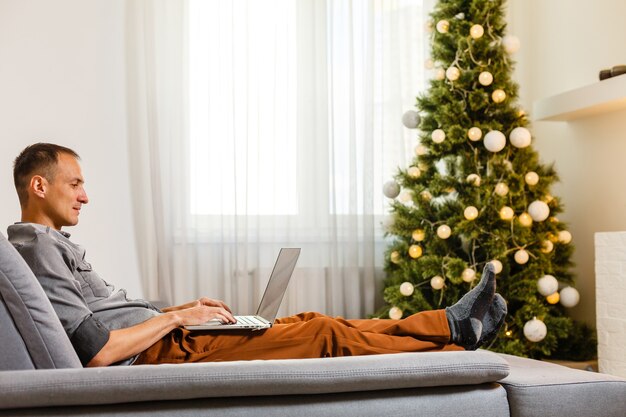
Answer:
[{"left": 42, "top": 153, "right": 89, "bottom": 230}]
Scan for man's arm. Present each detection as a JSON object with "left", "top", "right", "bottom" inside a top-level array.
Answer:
[
  {"left": 160, "top": 297, "right": 233, "bottom": 313},
  {"left": 87, "top": 303, "right": 236, "bottom": 367}
]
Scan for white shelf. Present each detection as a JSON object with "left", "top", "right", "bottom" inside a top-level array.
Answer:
[{"left": 533, "top": 75, "right": 626, "bottom": 121}]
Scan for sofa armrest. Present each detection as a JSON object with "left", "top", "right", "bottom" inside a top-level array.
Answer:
[{"left": 0, "top": 350, "right": 509, "bottom": 410}]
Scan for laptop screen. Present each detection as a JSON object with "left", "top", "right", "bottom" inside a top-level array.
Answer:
[{"left": 256, "top": 248, "right": 300, "bottom": 321}]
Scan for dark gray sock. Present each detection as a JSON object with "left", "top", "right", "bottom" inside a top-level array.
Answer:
[
  {"left": 468, "top": 293, "right": 507, "bottom": 350},
  {"left": 445, "top": 263, "right": 496, "bottom": 349}
]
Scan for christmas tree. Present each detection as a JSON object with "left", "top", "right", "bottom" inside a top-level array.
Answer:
[{"left": 380, "top": 0, "right": 595, "bottom": 359}]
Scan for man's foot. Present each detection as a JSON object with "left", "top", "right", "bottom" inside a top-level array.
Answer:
[
  {"left": 445, "top": 263, "right": 496, "bottom": 349},
  {"left": 467, "top": 293, "right": 507, "bottom": 350}
]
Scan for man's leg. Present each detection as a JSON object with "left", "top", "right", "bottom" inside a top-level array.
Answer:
[{"left": 134, "top": 308, "right": 461, "bottom": 365}]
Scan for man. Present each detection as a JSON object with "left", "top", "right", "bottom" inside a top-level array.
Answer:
[{"left": 8, "top": 143, "right": 506, "bottom": 367}]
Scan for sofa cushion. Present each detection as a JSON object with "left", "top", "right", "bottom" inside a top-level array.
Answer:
[
  {"left": 498, "top": 353, "right": 626, "bottom": 417},
  {"left": 0, "top": 231, "right": 81, "bottom": 370},
  {"left": 0, "top": 351, "right": 509, "bottom": 409}
]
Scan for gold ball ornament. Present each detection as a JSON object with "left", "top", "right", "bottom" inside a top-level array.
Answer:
[
  {"left": 407, "top": 166, "right": 421, "bottom": 178},
  {"left": 490, "top": 259, "right": 503, "bottom": 274},
  {"left": 514, "top": 249, "right": 529, "bottom": 265},
  {"left": 408, "top": 245, "right": 423, "bottom": 259},
  {"left": 558, "top": 230, "right": 573, "bottom": 244},
  {"left": 389, "top": 306, "right": 403, "bottom": 320},
  {"left": 412, "top": 229, "right": 426, "bottom": 242},
  {"left": 435, "top": 67, "right": 446, "bottom": 80},
  {"left": 432, "top": 129, "right": 446, "bottom": 143},
  {"left": 478, "top": 71, "right": 493, "bottom": 86},
  {"left": 424, "top": 59, "right": 434, "bottom": 70},
  {"left": 430, "top": 275, "right": 445, "bottom": 290},
  {"left": 466, "top": 173, "right": 481, "bottom": 186},
  {"left": 399, "top": 282, "right": 415, "bottom": 296},
  {"left": 417, "top": 162, "right": 428, "bottom": 171},
  {"left": 492, "top": 89, "right": 507, "bottom": 103},
  {"left": 470, "top": 24, "right": 484, "bottom": 39},
  {"left": 390, "top": 251, "right": 401, "bottom": 264},
  {"left": 464, "top": 206, "right": 479, "bottom": 220},
  {"left": 436, "top": 20, "right": 450, "bottom": 33},
  {"left": 546, "top": 292, "right": 560, "bottom": 304},
  {"left": 494, "top": 182, "right": 509, "bottom": 196},
  {"left": 525, "top": 172, "right": 539, "bottom": 186},
  {"left": 446, "top": 66, "right": 461, "bottom": 81},
  {"left": 518, "top": 212, "right": 533, "bottom": 227},
  {"left": 540, "top": 240, "right": 554, "bottom": 254},
  {"left": 437, "top": 224, "right": 452, "bottom": 239},
  {"left": 499, "top": 206, "right": 514, "bottom": 221},
  {"left": 420, "top": 190, "right": 433, "bottom": 201},
  {"left": 462, "top": 268, "right": 476, "bottom": 283},
  {"left": 415, "top": 144, "right": 427, "bottom": 156},
  {"left": 467, "top": 127, "right": 482, "bottom": 141}
]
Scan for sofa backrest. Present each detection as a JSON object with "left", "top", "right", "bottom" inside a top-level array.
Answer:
[{"left": 0, "top": 231, "right": 81, "bottom": 370}]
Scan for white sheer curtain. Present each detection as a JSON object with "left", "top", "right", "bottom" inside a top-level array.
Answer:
[{"left": 126, "top": 0, "right": 428, "bottom": 318}]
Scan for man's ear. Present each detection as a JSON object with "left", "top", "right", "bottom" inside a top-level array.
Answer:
[{"left": 30, "top": 175, "right": 48, "bottom": 199}]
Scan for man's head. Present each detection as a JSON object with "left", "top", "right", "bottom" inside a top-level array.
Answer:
[{"left": 13, "top": 143, "right": 88, "bottom": 230}]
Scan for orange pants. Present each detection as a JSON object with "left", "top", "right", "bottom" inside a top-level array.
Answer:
[{"left": 134, "top": 310, "right": 462, "bottom": 364}]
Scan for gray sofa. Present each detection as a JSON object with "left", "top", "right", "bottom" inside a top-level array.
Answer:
[{"left": 1, "top": 232, "right": 625, "bottom": 417}]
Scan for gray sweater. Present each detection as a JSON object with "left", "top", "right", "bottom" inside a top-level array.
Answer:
[{"left": 7, "top": 223, "right": 160, "bottom": 365}]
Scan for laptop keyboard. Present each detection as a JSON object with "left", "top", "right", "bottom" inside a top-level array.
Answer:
[{"left": 234, "top": 316, "right": 267, "bottom": 326}]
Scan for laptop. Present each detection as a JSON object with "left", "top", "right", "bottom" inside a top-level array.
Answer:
[{"left": 184, "top": 248, "right": 300, "bottom": 331}]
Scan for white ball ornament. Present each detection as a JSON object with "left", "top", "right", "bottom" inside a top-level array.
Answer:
[
  {"left": 435, "top": 67, "right": 446, "bottom": 80},
  {"left": 446, "top": 66, "right": 461, "bottom": 81},
  {"left": 402, "top": 110, "right": 421, "bottom": 129},
  {"left": 432, "top": 129, "right": 446, "bottom": 143},
  {"left": 509, "top": 127, "right": 532, "bottom": 148},
  {"left": 502, "top": 35, "right": 521, "bottom": 54},
  {"left": 540, "top": 240, "right": 554, "bottom": 254},
  {"left": 383, "top": 181, "right": 400, "bottom": 199},
  {"left": 468, "top": 127, "right": 482, "bottom": 141},
  {"left": 400, "top": 282, "right": 415, "bottom": 296},
  {"left": 470, "top": 24, "right": 484, "bottom": 39},
  {"left": 523, "top": 317, "right": 547, "bottom": 342},
  {"left": 525, "top": 172, "right": 539, "bottom": 186},
  {"left": 430, "top": 275, "right": 445, "bottom": 290},
  {"left": 437, "top": 224, "right": 452, "bottom": 239},
  {"left": 484, "top": 130, "right": 506, "bottom": 152},
  {"left": 490, "top": 260, "right": 503, "bottom": 274},
  {"left": 398, "top": 190, "right": 413, "bottom": 204},
  {"left": 424, "top": 59, "right": 435, "bottom": 70},
  {"left": 558, "top": 230, "right": 573, "bottom": 244},
  {"left": 518, "top": 212, "right": 533, "bottom": 227},
  {"left": 478, "top": 71, "right": 493, "bottom": 86},
  {"left": 382, "top": 215, "right": 395, "bottom": 231},
  {"left": 514, "top": 249, "right": 529, "bottom": 264},
  {"left": 415, "top": 144, "right": 427, "bottom": 156},
  {"left": 407, "top": 166, "right": 421, "bottom": 178},
  {"left": 537, "top": 274, "right": 559, "bottom": 296},
  {"left": 466, "top": 173, "right": 481, "bottom": 186},
  {"left": 499, "top": 206, "right": 514, "bottom": 221},
  {"left": 389, "top": 306, "right": 403, "bottom": 320},
  {"left": 528, "top": 200, "right": 550, "bottom": 222},
  {"left": 494, "top": 182, "right": 509, "bottom": 196},
  {"left": 436, "top": 20, "right": 450, "bottom": 34},
  {"left": 559, "top": 287, "right": 580, "bottom": 308},
  {"left": 492, "top": 89, "right": 507, "bottom": 103},
  {"left": 462, "top": 268, "right": 476, "bottom": 283},
  {"left": 464, "top": 206, "right": 479, "bottom": 220}
]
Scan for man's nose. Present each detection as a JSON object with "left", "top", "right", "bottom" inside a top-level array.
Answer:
[{"left": 79, "top": 189, "right": 89, "bottom": 204}]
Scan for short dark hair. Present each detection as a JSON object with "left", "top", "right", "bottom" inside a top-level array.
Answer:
[{"left": 13, "top": 143, "right": 80, "bottom": 207}]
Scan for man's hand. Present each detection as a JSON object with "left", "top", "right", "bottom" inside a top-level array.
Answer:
[
  {"left": 162, "top": 297, "right": 233, "bottom": 315},
  {"left": 173, "top": 304, "right": 237, "bottom": 326}
]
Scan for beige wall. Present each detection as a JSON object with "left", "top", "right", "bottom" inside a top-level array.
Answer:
[
  {"left": 509, "top": 0, "right": 626, "bottom": 325},
  {"left": 0, "top": 0, "right": 144, "bottom": 298}
]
